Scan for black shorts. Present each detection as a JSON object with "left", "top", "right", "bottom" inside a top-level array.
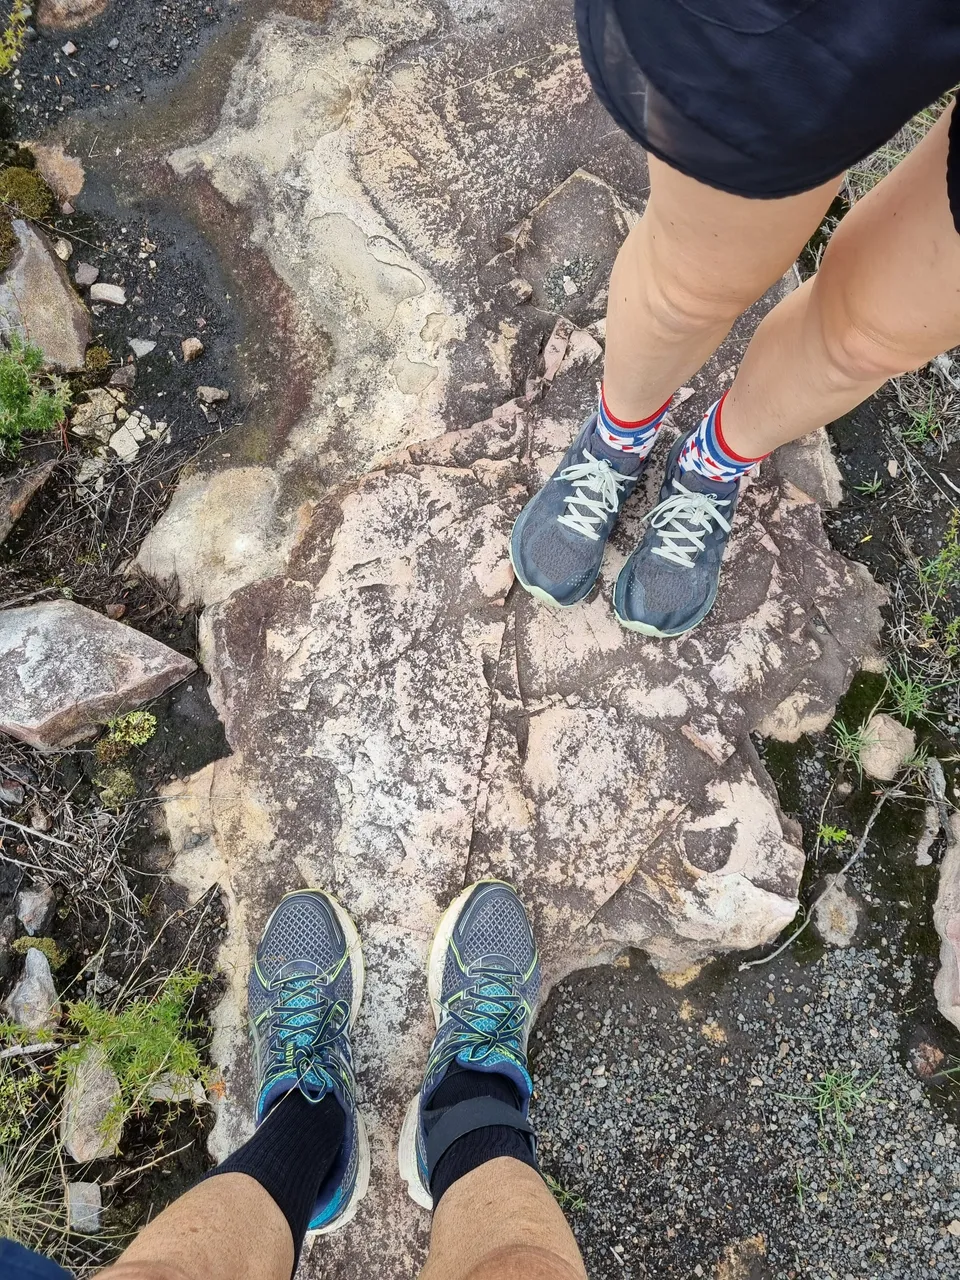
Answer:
[{"left": 576, "top": 0, "right": 960, "bottom": 225}]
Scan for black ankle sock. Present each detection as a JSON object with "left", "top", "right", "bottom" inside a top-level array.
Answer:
[
  {"left": 425, "top": 1063, "right": 539, "bottom": 1205},
  {"left": 208, "top": 1088, "right": 345, "bottom": 1268}
]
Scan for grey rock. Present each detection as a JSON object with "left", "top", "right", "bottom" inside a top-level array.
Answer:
[
  {"left": 934, "top": 815, "right": 960, "bottom": 1033},
  {"left": 811, "top": 874, "right": 862, "bottom": 948},
  {"left": 60, "top": 1044, "right": 122, "bottom": 1162},
  {"left": 107, "top": 36, "right": 118, "bottom": 49},
  {"left": 16, "top": 882, "right": 54, "bottom": 935},
  {"left": 60, "top": 39, "right": 76, "bottom": 54},
  {"left": 196, "top": 385, "right": 229, "bottom": 404},
  {"left": 4, "top": 946, "right": 59, "bottom": 1031},
  {"left": 108, "top": 364, "right": 136, "bottom": 389},
  {"left": 861, "top": 713, "right": 916, "bottom": 782},
  {"left": 0, "top": 779, "right": 24, "bottom": 806},
  {"left": 0, "top": 600, "right": 195, "bottom": 751},
  {"left": 0, "top": 220, "right": 90, "bottom": 371},
  {"left": 147, "top": 1072, "right": 207, "bottom": 1105},
  {"left": 66, "top": 1181, "right": 102, "bottom": 1233},
  {"left": 53, "top": 237, "right": 72, "bottom": 262},
  {"left": 127, "top": 338, "right": 156, "bottom": 359},
  {"left": 89, "top": 282, "right": 126, "bottom": 306},
  {"left": 74, "top": 262, "right": 99, "bottom": 287}
]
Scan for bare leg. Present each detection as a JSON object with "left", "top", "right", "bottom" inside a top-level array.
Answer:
[
  {"left": 95, "top": 1174, "right": 293, "bottom": 1280},
  {"left": 420, "top": 1158, "right": 587, "bottom": 1280},
  {"left": 603, "top": 155, "right": 840, "bottom": 420},
  {"left": 721, "top": 102, "right": 960, "bottom": 457}
]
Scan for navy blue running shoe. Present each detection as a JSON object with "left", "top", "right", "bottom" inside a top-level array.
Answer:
[
  {"left": 510, "top": 415, "right": 644, "bottom": 607},
  {"left": 613, "top": 431, "right": 741, "bottom": 637},
  {"left": 398, "top": 880, "right": 541, "bottom": 1209},
  {"left": 248, "top": 889, "right": 369, "bottom": 1233}
]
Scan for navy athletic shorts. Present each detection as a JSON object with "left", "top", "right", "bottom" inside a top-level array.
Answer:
[
  {"left": 0, "top": 1239, "right": 72, "bottom": 1280},
  {"left": 575, "top": 0, "right": 960, "bottom": 226}
]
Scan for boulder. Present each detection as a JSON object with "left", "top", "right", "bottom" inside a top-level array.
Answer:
[
  {"left": 860, "top": 712, "right": 916, "bottom": 781},
  {"left": 0, "top": 220, "right": 90, "bottom": 371},
  {"left": 0, "top": 600, "right": 195, "bottom": 751},
  {"left": 811, "top": 874, "right": 861, "bottom": 948},
  {"left": 4, "top": 946, "right": 59, "bottom": 1031},
  {"left": 934, "top": 814, "right": 960, "bottom": 1034},
  {"left": 60, "top": 1044, "right": 123, "bottom": 1163},
  {"left": 66, "top": 1181, "right": 102, "bottom": 1233},
  {"left": 0, "top": 459, "right": 56, "bottom": 547}
]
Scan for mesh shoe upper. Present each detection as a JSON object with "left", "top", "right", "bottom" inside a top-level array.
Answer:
[
  {"left": 510, "top": 415, "right": 641, "bottom": 606},
  {"left": 614, "top": 434, "right": 741, "bottom": 636},
  {"left": 248, "top": 891, "right": 363, "bottom": 1232},
  {"left": 414, "top": 882, "right": 541, "bottom": 1188}
]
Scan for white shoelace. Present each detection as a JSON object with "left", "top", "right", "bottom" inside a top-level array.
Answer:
[
  {"left": 556, "top": 449, "right": 630, "bottom": 541},
  {"left": 647, "top": 478, "right": 732, "bottom": 568}
]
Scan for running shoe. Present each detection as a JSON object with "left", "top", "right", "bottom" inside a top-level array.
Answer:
[
  {"left": 248, "top": 889, "right": 370, "bottom": 1233},
  {"left": 613, "top": 431, "right": 741, "bottom": 637},
  {"left": 510, "top": 415, "right": 644, "bottom": 607},
  {"left": 398, "top": 880, "right": 541, "bottom": 1209}
]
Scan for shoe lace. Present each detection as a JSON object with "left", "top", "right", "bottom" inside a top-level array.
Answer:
[
  {"left": 437, "top": 971, "right": 526, "bottom": 1071},
  {"left": 556, "top": 449, "right": 630, "bottom": 541},
  {"left": 268, "top": 973, "right": 350, "bottom": 1094},
  {"left": 647, "top": 478, "right": 732, "bottom": 569}
]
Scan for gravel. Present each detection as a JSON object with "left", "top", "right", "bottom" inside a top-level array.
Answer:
[{"left": 531, "top": 947, "right": 960, "bottom": 1279}]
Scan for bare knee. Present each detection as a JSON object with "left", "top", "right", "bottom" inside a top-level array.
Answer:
[
  {"left": 818, "top": 293, "right": 923, "bottom": 388},
  {"left": 462, "top": 1244, "right": 586, "bottom": 1280}
]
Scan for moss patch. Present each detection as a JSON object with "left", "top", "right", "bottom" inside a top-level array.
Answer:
[
  {"left": 0, "top": 210, "right": 16, "bottom": 272},
  {"left": 0, "top": 165, "right": 54, "bottom": 219}
]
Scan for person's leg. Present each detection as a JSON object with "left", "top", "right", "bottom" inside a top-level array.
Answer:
[
  {"left": 602, "top": 155, "right": 841, "bottom": 422},
  {"left": 96, "top": 890, "right": 369, "bottom": 1280},
  {"left": 616, "top": 99, "right": 960, "bottom": 637},
  {"left": 508, "top": 157, "right": 840, "bottom": 611},
  {"left": 421, "top": 1159, "right": 586, "bottom": 1280},
  {"left": 720, "top": 101, "right": 960, "bottom": 456},
  {"left": 96, "top": 1174, "right": 292, "bottom": 1280},
  {"left": 399, "top": 881, "right": 587, "bottom": 1280}
]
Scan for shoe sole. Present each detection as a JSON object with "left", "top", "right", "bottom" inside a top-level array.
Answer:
[
  {"left": 397, "top": 879, "right": 516, "bottom": 1211},
  {"left": 268, "top": 889, "right": 370, "bottom": 1236},
  {"left": 612, "top": 577, "right": 720, "bottom": 639}
]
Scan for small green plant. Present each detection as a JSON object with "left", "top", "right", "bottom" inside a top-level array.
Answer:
[
  {"left": 817, "top": 824, "right": 850, "bottom": 848},
  {"left": 781, "top": 1069, "right": 878, "bottom": 1158},
  {"left": 10, "top": 937, "right": 66, "bottom": 970},
  {"left": 544, "top": 1173, "right": 586, "bottom": 1212},
  {"left": 794, "top": 1166, "right": 808, "bottom": 1214},
  {"left": 901, "top": 386, "right": 942, "bottom": 446},
  {"left": 854, "top": 473, "right": 883, "bottom": 497},
  {"left": 95, "top": 710, "right": 157, "bottom": 764},
  {"left": 832, "top": 718, "right": 876, "bottom": 776},
  {"left": 921, "top": 511, "right": 960, "bottom": 597},
  {"left": 885, "top": 667, "right": 936, "bottom": 724},
  {"left": 0, "top": 165, "right": 54, "bottom": 218},
  {"left": 0, "top": 1, "right": 27, "bottom": 76},
  {"left": 0, "top": 336, "right": 70, "bottom": 459},
  {"left": 59, "top": 971, "right": 209, "bottom": 1132},
  {"left": 0, "top": 1061, "right": 40, "bottom": 1144},
  {"left": 95, "top": 767, "right": 137, "bottom": 810}
]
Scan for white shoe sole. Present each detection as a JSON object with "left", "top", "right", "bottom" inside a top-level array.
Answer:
[{"left": 397, "top": 880, "right": 515, "bottom": 1211}]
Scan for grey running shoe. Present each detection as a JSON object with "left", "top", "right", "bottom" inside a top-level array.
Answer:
[
  {"left": 613, "top": 432, "right": 741, "bottom": 637},
  {"left": 510, "top": 415, "right": 643, "bottom": 608}
]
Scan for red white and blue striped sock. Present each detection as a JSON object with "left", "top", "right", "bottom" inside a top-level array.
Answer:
[
  {"left": 592, "top": 385, "right": 673, "bottom": 459},
  {"left": 678, "top": 393, "right": 768, "bottom": 483}
]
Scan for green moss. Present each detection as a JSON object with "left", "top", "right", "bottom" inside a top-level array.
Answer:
[
  {"left": 84, "top": 345, "right": 112, "bottom": 374},
  {"left": 95, "top": 768, "right": 137, "bottom": 810},
  {"left": 0, "top": 210, "right": 15, "bottom": 272},
  {"left": 0, "top": 166, "right": 54, "bottom": 219},
  {"left": 11, "top": 937, "right": 66, "bottom": 970},
  {"left": 95, "top": 711, "right": 157, "bottom": 765}
]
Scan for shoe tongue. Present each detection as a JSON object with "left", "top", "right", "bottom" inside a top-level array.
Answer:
[
  {"left": 276, "top": 959, "right": 320, "bottom": 981},
  {"left": 676, "top": 466, "right": 738, "bottom": 498},
  {"left": 589, "top": 432, "right": 646, "bottom": 476}
]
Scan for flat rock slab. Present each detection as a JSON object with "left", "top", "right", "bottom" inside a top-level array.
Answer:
[
  {"left": 0, "top": 600, "right": 195, "bottom": 751},
  {"left": 0, "top": 459, "right": 56, "bottom": 546},
  {"left": 145, "top": 5, "right": 886, "bottom": 1276},
  {"left": 61, "top": 1044, "right": 123, "bottom": 1163},
  {"left": 0, "top": 220, "right": 90, "bottom": 371}
]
